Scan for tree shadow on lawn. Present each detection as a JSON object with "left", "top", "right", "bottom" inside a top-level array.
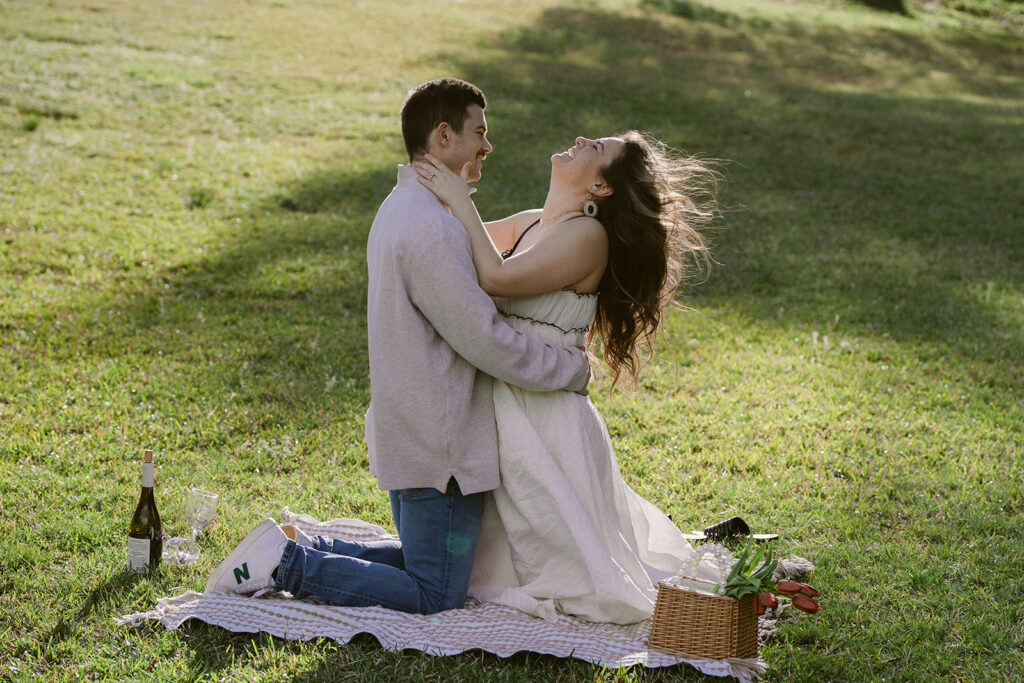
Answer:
[
  {"left": 58, "top": 3, "right": 1021, "bottom": 433},
  {"left": 444, "top": 4, "right": 1023, "bottom": 370},
  {"left": 67, "top": 0, "right": 1019, "bottom": 458},
  {"left": 173, "top": 627, "right": 707, "bottom": 681},
  {"left": 76, "top": 163, "right": 397, "bottom": 451},
  {"left": 45, "top": 569, "right": 144, "bottom": 647},
  {"left": 30, "top": 5, "right": 1020, "bottom": 676}
]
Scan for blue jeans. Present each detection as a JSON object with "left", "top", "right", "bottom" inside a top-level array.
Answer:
[{"left": 274, "top": 478, "right": 484, "bottom": 614}]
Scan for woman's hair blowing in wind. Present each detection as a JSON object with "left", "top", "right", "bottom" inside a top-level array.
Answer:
[{"left": 588, "top": 131, "right": 719, "bottom": 387}]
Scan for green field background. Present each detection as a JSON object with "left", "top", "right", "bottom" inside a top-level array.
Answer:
[{"left": 1, "top": 0, "right": 1021, "bottom": 680}]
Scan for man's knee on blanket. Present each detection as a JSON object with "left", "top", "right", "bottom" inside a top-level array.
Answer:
[{"left": 419, "top": 588, "right": 469, "bottom": 614}]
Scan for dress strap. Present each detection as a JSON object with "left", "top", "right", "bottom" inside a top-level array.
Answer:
[{"left": 501, "top": 218, "right": 541, "bottom": 260}]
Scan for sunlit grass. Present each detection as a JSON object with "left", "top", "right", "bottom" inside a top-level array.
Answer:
[{"left": 1, "top": 0, "right": 1021, "bottom": 680}]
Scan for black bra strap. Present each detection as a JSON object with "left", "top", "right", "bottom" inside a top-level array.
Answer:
[{"left": 501, "top": 218, "right": 541, "bottom": 260}]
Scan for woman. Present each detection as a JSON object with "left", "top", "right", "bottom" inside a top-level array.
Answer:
[{"left": 412, "top": 131, "right": 720, "bottom": 624}]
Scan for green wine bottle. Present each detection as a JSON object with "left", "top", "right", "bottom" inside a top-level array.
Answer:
[{"left": 127, "top": 449, "right": 163, "bottom": 572}]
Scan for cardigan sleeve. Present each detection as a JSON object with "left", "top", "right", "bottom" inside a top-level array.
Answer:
[{"left": 406, "top": 228, "right": 589, "bottom": 393}]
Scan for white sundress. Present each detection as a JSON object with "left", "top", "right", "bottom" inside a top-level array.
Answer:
[{"left": 468, "top": 288, "right": 697, "bottom": 624}]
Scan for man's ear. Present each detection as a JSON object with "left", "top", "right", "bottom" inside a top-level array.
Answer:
[
  {"left": 425, "top": 123, "right": 452, "bottom": 158},
  {"left": 435, "top": 122, "right": 452, "bottom": 148}
]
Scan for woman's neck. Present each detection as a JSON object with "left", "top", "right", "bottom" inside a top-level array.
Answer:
[{"left": 541, "top": 184, "right": 586, "bottom": 228}]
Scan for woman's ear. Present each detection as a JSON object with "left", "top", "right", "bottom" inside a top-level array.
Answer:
[{"left": 590, "top": 181, "right": 613, "bottom": 198}]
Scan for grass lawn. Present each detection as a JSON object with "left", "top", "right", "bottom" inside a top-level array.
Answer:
[{"left": 1, "top": 0, "right": 1022, "bottom": 680}]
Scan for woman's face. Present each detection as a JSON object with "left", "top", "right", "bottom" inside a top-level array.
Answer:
[{"left": 551, "top": 136, "right": 626, "bottom": 191}]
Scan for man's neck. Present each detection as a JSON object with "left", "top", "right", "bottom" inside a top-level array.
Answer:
[{"left": 412, "top": 153, "right": 461, "bottom": 176}]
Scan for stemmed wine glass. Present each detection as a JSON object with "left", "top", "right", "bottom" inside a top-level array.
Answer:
[{"left": 163, "top": 487, "right": 219, "bottom": 567}]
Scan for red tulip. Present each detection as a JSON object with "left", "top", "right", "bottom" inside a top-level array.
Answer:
[
  {"left": 791, "top": 593, "right": 819, "bottom": 614},
  {"left": 775, "top": 580, "right": 801, "bottom": 596},
  {"left": 799, "top": 583, "right": 819, "bottom": 597},
  {"left": 757, "top": 592, "right": 779, "bottom": 610}
]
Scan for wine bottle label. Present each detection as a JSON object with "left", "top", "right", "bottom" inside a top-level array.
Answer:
[
  {"left": 127, "top": 537, "right": 151, "bottom": 571},
  {"left": 141, "top": 462, "right": 154, "bottom": 488}
]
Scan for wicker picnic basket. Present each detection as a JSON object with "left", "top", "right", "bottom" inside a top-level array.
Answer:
[{"left": 648, "top": 577, "right": 758, "bottom": 660}]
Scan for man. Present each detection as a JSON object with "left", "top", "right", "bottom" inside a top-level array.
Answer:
[{"left": 205, "top": 78, "right": 589, "bottom": 614}]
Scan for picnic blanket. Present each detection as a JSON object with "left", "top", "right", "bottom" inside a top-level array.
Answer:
[{"left": 118, "top": 509, "right": 772, "bottom": 681}]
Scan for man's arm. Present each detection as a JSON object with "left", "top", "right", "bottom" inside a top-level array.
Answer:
[{"left": 407, "top": 228, "right": 589, "bottom": 393}]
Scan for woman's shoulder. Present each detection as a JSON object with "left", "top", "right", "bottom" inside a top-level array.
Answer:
[
  {"left": 508, "top": 209, "right": 543, "bottom": 235},
  {"left": 559, "top": 215, "right": 608, "bottom": 245}
]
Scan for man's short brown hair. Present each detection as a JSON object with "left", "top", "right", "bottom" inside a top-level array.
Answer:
[{"left": 400, "top": 78, "right": 486, "bottom": 160}]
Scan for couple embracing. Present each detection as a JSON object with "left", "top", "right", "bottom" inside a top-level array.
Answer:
[{"left": 206, "top": 78, "right": 718, "bottom": 625}]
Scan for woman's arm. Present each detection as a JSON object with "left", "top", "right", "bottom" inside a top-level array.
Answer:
[{"left": 414, "top": 156, "right": 606, "bottom": 298}]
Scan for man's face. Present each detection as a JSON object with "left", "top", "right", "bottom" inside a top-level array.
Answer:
[{"left": 446, "top": 104, "right": 492, "bottom": 182}]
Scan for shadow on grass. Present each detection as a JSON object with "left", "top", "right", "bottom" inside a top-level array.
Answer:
[
  {"left": 278, "top": 634, "right": 705, "bottom": 682},
  {"left": 13, "top": 2, "right": 1019, "bottom": 678},
  {"left": 31, "top": 2, "right": 1017, "bottom": 438},
  {"left": 440, "top": 4, "right": 1023, "bottom": 367},
  {"left": 67, "top": 163, "right": 398, "bottom": 450},
  {"left": 164, "top": 622, "right": 708, "bottom": 682},
  {"left": 646, "top": 0, "right": 910, "bottom": 22},
  {"left": 45, "top": 569, "right": 144, "bottom": 646},
  {"left": 32, "top": 0, "right": 1015, "bottom": 458}
]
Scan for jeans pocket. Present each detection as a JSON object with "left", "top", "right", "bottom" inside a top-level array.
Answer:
[{"left": 397, "top": 487, "right": 428, "bottom": 502}]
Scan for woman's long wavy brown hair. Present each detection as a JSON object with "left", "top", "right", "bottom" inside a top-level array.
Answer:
[{"left": 588, "top": 131, "right": 719, "bottom": 387}]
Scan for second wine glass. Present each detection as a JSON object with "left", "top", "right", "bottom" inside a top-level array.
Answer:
[
  {"left": 163, "top": 487, "right": 218, "bottom": 566},
  {"left": 177, "top": 487, "right": 218, "bottom": 564}
]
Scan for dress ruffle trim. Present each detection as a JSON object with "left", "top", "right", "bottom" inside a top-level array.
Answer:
[
  {"left": 562, "top": 286, "right": 599, "bottom": 298},
  {"left": 497, "top": 310, "right": 590, "bottom": 335}
]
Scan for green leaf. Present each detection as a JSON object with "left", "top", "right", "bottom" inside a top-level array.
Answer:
[
  {"left": 725, "top": 539, "right": 753, "bottom": 582},
  {"left": 751, "top": 543, "right": 776, "bottom": 581},
  {"left": 747, "top": 542, "right": 766, "bottom": 572}
]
